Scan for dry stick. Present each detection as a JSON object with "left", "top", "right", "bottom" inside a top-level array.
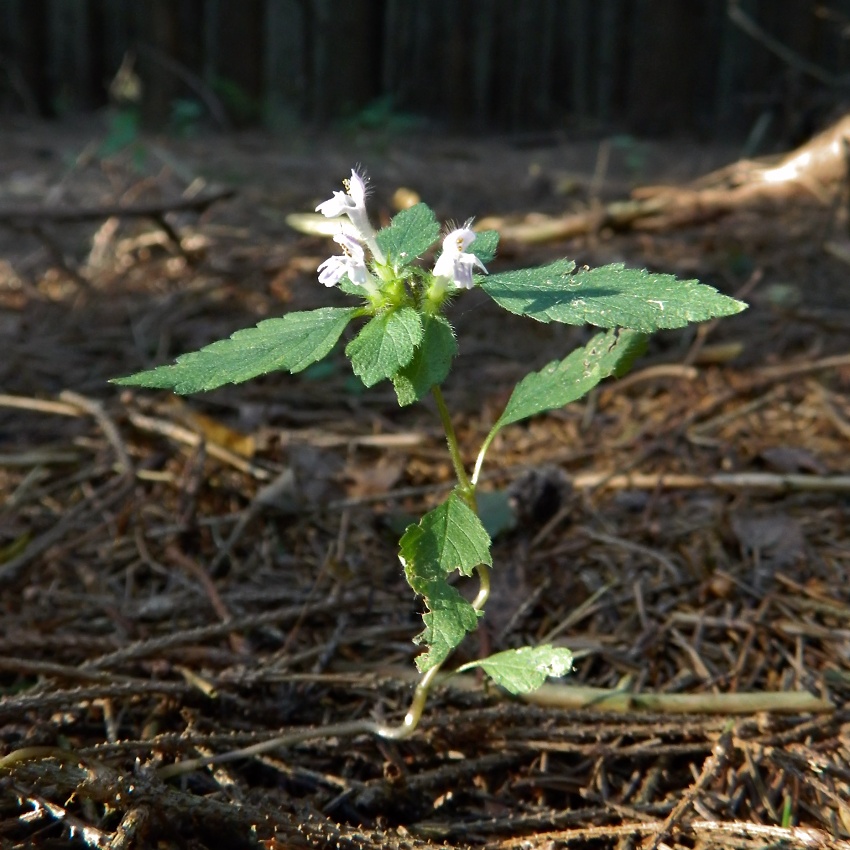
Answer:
[
  {"left": 80, "top": 594, "right": 370, "bottom": 670},
  {"left": 127, "top": 411, "right": 271, "bottom": 480},
  {"left": 328, "top": 464, "right": 850, "bottom": 515},
  {"left": 571, "top": 471, "right": 850, "bottom": 494},
  {"left": 0, "top": 392, "right": 83, "bottom": 416},
  {"left": 3, "top": 760, "right": 452, "bottom": 850},
  {"left": 647, "top": 726, "right": 735, "bottom": 850},
  {"left": 155, "top": 671, "right": 831, "bottom": 783},
  {"left": 0, "top": 449, "right": 80, "bottom": 466},
  {"left": 0, "top": 656, "right": 137, "bottom": 685},
  {"left": 59, "top": 389, "right": 134, "bottom": 475},
  {"left": 108, "top": 806, "right": 152, "bottom": 850},
  {"left": 17, "top": 789, "right": 111, "bottom": 847},
  {"left": 0, "top": 683, "right": 191, "bottom": 723},
  {"left": 156, "top": 572, "right": 493, "bottom": 782},
  {"left": 497, "top": 818, "right": 850, "bottom": 849},
  {"left": 164, "top": 544, "right": 249, "bottom": 656},
  {"left": 0, "top": 476, "right": 135, "bottom": 586},
  {"left": 0, "top": 189, "right": 235, "bottom": 226}
]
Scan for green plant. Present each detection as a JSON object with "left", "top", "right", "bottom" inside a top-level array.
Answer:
[
  {"left": 114, "top": 168, "right": 746, "bottom": 739},
  {"left": 99, "top": 108, "right": 146, "bottom": 168}
]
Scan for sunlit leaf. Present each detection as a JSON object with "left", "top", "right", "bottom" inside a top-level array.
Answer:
[
  {"left": 399, "top": 492, "right": 492, "bottom": 672},
  {"left": 481, "top": 261, "right": 747, "bottom": 332},
  {"left": 392, "top": 315, "right": 457, "bottom": 406},
  {"left": 457, "top": 644, "right": 574, "bottom": 695},
  {"left": 346, "top": 307, "right": 423, "bottom": 387},
  {"left": 113, "top": 307, "right": 359, "bottom": 394},
  {"left": 376, "top": 203, "right": 441, "bottom": 268},
  {"left": 470, "top": 230, "right": 499, "bottom": 264},
  {"left": 495, "top": 328, "right": 645, "bottom": 430}
]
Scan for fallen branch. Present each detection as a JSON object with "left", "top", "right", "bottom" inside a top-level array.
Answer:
[
  {"left": 0, "top": 188, "right": 235, "bottom": 226},
  {"left": 474, "top": 114, "right": 850, "bottom": 242}
]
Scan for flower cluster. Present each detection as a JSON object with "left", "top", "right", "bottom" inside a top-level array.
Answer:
[{"left": 315, "top": 169, "right": 487, "bottom": 301}]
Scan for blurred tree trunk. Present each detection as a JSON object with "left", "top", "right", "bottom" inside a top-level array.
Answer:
[
  {"left": 208, "top": 0, "right": 264, "bottom": 125},
  {"left": 308, "top": 0, "right": 381, "bottom": 124},
  {"left": 46, "top": 0, "right": 93, "bottom": 113},
  {"left": 264, "top": 0, "right": 308, "bottom": 128},
  {"left": 135, "top": 0, "right": 180, "bottom": 128},
  {"left": 627, "top": 0, "right": 706, "bottom": 135},
  {"left": 0, "top": 0, "right": 844, "bottom": 136},
  {"left": 0, "top": 0, "right": 49, "bottom": 114}
]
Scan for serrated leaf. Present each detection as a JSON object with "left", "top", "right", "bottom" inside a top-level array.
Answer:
[
  {"left": 392, "top": 315, "right": 457, "bottom": 406},
  {"left": 399, "top": 492, "right": 492, "bottom": 588},
  {"left": 346, "top": 307, "right": 423, "bottom": 387},
  {"left": 376, "top": 203, "right": 440, "bottom": 268},
  {"left": 470, "top": 230, "right": 499, "bottom": 264},
  {"left": 481, "top": 261, "right": 747, "bottom": 332},
  {"left": 412, "top": 581, "right": 481, "bottom": 672},
  {"left": 112, "top": 307, "right": 359, "bottom": 394},
  {"left": 399, "top": 492, "right": 492, "bottom": 673},
  {"left": 457, "top": 644, "right": 574, "bottom": 695},
  {"left": 495, "top": 328, "right": 645, "bottom": 430}
]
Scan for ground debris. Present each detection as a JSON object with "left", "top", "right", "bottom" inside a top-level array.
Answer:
[{"left": 1, "top": 122, "right": 849, "bottom": 849}]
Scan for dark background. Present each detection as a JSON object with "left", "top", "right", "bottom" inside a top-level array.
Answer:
[{"left": 1, "top": 0, "right": 849, "bottom": 145}]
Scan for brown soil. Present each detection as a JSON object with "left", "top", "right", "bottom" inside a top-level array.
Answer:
[{"left": 1, "top": 117, "right": 849, "bottom": 849}]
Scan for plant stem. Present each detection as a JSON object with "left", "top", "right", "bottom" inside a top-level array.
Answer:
[
  {"left": 431, "top": 386, "right": 474, "bottom": 504},
  {"left": 471, "top": 427, "right": 499, "bottom": 486},
  {"left": 372, "top": 559, "right": 486, "bottom": 740}
]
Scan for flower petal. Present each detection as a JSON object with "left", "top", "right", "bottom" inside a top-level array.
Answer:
[
  {"left": 317, "top": 255, "right": 348, "bottom": 287},
  {"left": 345, "top": 169, "right": 367, "bottom": 206}
]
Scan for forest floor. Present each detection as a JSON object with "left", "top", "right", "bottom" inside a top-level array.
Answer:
[{"left": 1, "top": 117, "right": 849, "bottom": 850}]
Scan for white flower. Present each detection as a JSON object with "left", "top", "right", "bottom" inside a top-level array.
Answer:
[
  {"left": 315, "top": 169, "right": 368, "bottom": 218},
  {"left": 432, "top": 225, "right": 487, "bottom": 289},
  {"left": 317, "top": 233, "right": 369, "bottom": 287},
  {"left": 316, "top": 169, "right": 386, "bottom": 265}
]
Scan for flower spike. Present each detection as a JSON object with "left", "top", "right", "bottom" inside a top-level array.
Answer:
[{"left": 316, "top": 169, "right": 386, "bottom": 265}]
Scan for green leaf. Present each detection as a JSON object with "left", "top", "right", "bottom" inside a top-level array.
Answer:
[
  {"left": 481, "top": 260, "right": 747, "bottom": 332},
  {"left": 470, "top": 230, "right": 499, "bottom": 264},
  {"left": 412, "top": 581, "right": 481, "bottom": 672},
  {"left": 400, "top": 492, "right": 493, "bottom": 587},
  {"left": 112, "top": 307, "right": 359, "bottom": 394},
  {"left": 346, "top": 307, "right": 423, "bottom": 387},
  {"left": 376, "top": 203, "right": 440, "bottom": 268},
  {"left": 457, "top": 644, "right": 574, "bottom": 695},
  {"left": 399, "top": 492, "right": 492, "bottom": 672},
  {"left": 495, "top": 328, "right": 645, "bottom": 430},
  {"left": 392, "top": 315, "right": 457, "bottom": 406}
]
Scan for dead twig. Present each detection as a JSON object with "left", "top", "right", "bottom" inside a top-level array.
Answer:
[
  {"left": 60, "top": 389, "right": 134, "bottom": 476},
  {"left": 647, "top": 726, "right": 735, "bottom": 850},
  {"left": 0, "top": 189, "right": 235, "bottom": 226},
  {"left": 0, "top": 476, "right": 135, "bottom": 587}
]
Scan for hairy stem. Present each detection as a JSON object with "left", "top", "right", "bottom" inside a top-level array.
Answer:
[
  {"left": 471, "top": 427, "right": 499, "bottom": 486},
  {"left": 431, "top": 386, "right": 474, "bottom": 503}
]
